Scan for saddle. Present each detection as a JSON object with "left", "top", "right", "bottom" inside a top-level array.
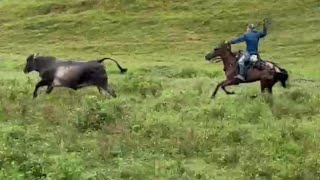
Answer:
[
  {"left": 235, "top": 50, "right": 268, "bottom": 71},
  {"left": 248, "top": 58, "right": 266, "bottom": 70}
]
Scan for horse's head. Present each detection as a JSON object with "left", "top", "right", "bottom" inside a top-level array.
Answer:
[{"left": 205, "top": 41, "right": 231, "bottom": 62}]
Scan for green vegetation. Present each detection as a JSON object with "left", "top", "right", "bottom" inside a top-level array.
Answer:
[{"left": 0, "top": 0, "right": 320, "bottom": 179}]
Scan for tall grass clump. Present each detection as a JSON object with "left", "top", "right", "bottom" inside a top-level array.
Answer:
[{"left": 119, "top": 73, "right": 163, "bottom": 97}]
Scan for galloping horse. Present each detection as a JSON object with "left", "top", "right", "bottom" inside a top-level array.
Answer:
[{"left": 205, "top": 42, "right": 288, "bottom": 98}]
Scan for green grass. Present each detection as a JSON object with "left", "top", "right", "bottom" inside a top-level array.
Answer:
[{"left": 1, "top": 0, "right": 320, "bottom": 179}]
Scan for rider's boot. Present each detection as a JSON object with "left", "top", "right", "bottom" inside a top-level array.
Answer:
[{"left": 235, "top": 64, "right": 246, "bottom": 81}]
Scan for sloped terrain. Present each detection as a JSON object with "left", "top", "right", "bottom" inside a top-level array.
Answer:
[{"left": 0, "top": 0, "right": 320, "bottom": 179}]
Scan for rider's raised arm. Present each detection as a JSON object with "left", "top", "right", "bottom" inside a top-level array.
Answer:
[
  {"left": 230, "top": 34, "right": 246, "bottom": 44},
  {"left": 259, "top": 22, "right": 268, "bottom": 38}
]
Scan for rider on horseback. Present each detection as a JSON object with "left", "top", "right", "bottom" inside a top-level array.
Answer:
[{"left": 225, "top": 20, "right": 269, "bottom": 81}]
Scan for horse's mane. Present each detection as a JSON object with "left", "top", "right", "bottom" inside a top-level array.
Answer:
[
  {"left": 229, "top": 49, "right": 242, "bottom": 62},
  {"left": 231, "top": 51, "right": 240, "bottom": 60},
  {"left": 219, "top": 41, "right": 240, "bottom": 61}
]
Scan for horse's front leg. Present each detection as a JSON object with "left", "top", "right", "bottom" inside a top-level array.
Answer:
[
  {"left": 211, "top": 81, "right": 225, "bottom": 99},
  {"left": 221, "top": 79, "right": 237, "bottom": 95}
]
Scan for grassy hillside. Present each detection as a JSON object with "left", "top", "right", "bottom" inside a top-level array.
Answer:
[{"left": 0, "top": 0, "right": 320, "bottom": 179}]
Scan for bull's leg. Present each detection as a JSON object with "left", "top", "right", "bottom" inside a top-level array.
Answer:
[
  {"left": 98, "top": 85, "right": 117, "bottom": 98},
  {"left": 33, "top": 80, "right": 49, "bottom": 98},
  {"left": 97, "top": 86, "right": 107, "bottom": 96},
  {"left": 97, "top": 80, "right": 117, "bottom": 98},
  {"left": 96, "top": 77, "right": 117, "bottom": 98},
  {"left": 105, "top": 85, "right": 117, "bottom": 98},
  {"left": 46, "top": 85, "right": 54, "bottom": 94}
]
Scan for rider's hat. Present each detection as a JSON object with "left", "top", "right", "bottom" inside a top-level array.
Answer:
[{"left": 248, "top": 24, "right": 255, "bottom": 30}]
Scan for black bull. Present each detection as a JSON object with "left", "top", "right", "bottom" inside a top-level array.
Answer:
[{"left": 23, "top": 53, "right": 127, "bottom": 98}]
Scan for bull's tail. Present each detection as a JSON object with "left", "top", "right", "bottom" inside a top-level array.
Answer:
[
  {"left": 98, "top": 58, "right": 128, "bottom": 74},
  {"left": 274, "top": 67, "right": 289, "bottom": 88}
]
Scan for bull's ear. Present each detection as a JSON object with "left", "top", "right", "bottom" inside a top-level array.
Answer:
[{"left": 33, "top": 53, "right": 39, "bottom": 59}]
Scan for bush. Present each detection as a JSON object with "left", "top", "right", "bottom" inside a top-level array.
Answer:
[
  {"left": 49, "top": 153, "right": 84, "bottom": 180},
  {"left": 0, "top": 125, "right": 47, "bottom": 179},
  {"left": 271, "top": 90, "right": 320, "bottom": 119},
  {"left": 75, "top": 97, "right": 127, "bottom": 132},
  {"left": 137, "top": 66, "right": 219, "bottom": 79},
  {"left": 119, "top": 73, "right": 163, "bottom": 97},
  {"left": 172, "top": 67, "right": 198, "bottom": 78}
]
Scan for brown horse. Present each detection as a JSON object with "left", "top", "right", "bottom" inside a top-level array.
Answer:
[{"left": 205, "top": 42, "right": 288, "bottom": 98}]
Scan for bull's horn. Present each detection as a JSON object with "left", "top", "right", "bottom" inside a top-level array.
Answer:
[{"left": 33, "top": 53, "right": 39, "bottom": 59}]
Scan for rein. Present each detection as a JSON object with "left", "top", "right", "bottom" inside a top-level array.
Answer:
[{"left": 209, "top": 57, "right": 222, "bottom": 63}]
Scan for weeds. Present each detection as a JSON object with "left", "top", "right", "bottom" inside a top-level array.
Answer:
[{"left": 0, "top": 0, "right": 320, "bottom": 179}]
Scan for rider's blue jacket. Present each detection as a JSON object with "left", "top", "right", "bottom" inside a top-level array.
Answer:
[{"left": 230, "top": 29, "right": 267, "bottom": 55}]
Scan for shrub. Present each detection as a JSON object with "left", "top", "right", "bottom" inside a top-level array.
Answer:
[
  {"left": 75, "top": 97, "right": 127, "bottom": 132},
  {"left": 49, "top": 153, "right": 84, "bottom": 180},
  {"left": 119, "top": 73, "right": 163, "bottom": 97}
]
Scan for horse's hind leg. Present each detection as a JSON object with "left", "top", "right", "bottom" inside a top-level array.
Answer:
[
  {"left": 251, "top": 80, "right": 267, "bottom": 99},
  {"left": 260, "top": 80, "right": 274, "bottom": 94},
  {"left": 260, "top": 79, "right": 274, "bottom": 104},
  {"left": 260, "top": 81, "right": 267, "bottom": 93}
]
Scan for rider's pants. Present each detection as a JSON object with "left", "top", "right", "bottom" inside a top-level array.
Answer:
[{"left": 238, "top": 52, "right": 258, "bottom": 77}]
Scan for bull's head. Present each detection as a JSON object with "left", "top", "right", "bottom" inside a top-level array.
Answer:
[{"left": 24, "top": 53, "right": 38, "bottom": 73}]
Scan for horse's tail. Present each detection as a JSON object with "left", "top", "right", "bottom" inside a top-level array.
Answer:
[{"left": 275, "top": 67, "right": 289, "bottom": 88}]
